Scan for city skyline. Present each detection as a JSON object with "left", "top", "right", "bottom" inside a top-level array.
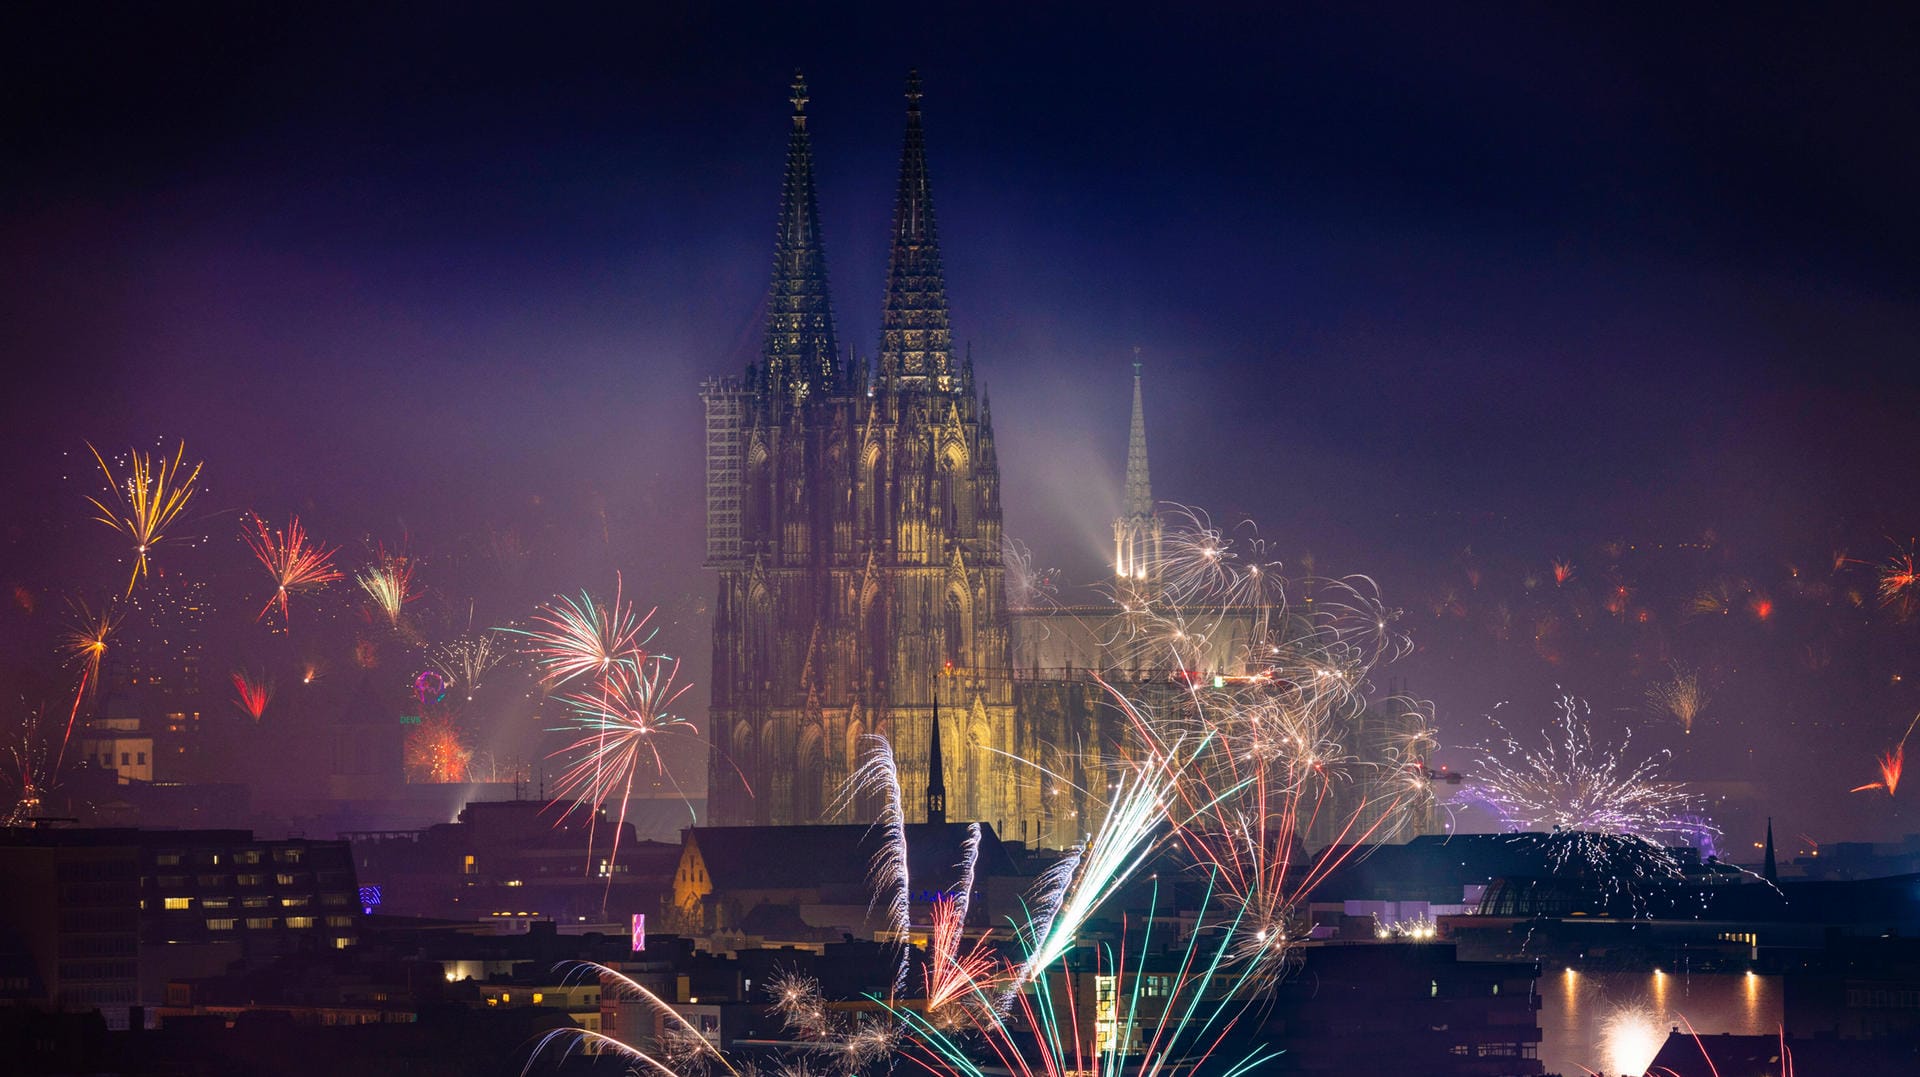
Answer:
[{"left": 4, "top": 6, "right": 1920, "bottom": 843}]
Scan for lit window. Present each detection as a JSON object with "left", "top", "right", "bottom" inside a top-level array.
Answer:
[
  {"left": 284, "top": 916, "right": 315, "bottom": 929},
  {"left": 532, "top": 993, "right": 544, "bottom": 1004},
  {"left": 245, "top": 917, "right": 276, "bottom": 929},
  {"left": 276, "top": 874, "right": 295, "bottom": 886},
  {"left": 206, "top": 918, "right": 235, "bottom": 931},
  {"left": 163, "top": 897, "right": 192, "bottom": 910}
]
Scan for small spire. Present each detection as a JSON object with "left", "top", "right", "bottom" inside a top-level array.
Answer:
[
  {"left": 927, "top": 683, "right": 947, "bottom": 825},
  {"left": 1124, "top": 352, "right": 1153, "bottom": 518},
  {"left": 1763, "top": 817, "right": 1778, "bottom": 883}
]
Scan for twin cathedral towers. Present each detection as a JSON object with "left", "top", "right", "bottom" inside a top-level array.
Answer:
[{"left": 701, "top": 74, "right": 1152, "bottom": 845}]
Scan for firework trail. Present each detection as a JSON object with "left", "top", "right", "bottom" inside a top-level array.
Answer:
[
  {"left": 242, "top": 513, "right": 341, "bottom": 623},
  {"left": 837, "top": 734, "right": 912, "bottom": 997},
  {"left": 1003, "top": 536, "right": 1059, "bottom": 609},
  {"left": 85, "top": 441, "right": 203, "bottom": 598},
  {"left": 1852, "top": 712, "right": 1920, "bottom": 797},
  {"left": 501, "top": 578, "right": 653, "bottom": 688},
  {"left": 1645, "top": 662, "right": 1709, "bottom": 734},
  {"left": 1125, "top": 674, "right": 1431, "bottom": 974},
  {"left": 925, "top": 822, "right": 998, "bottom": 1012},
  {"left": 405, "top": 713, "right": 473, "bottom": 783},
  {"left": 899, "top": 881, "right": 1277, "bottom": 1077},
  {"left": 5, "top": 704, "right": 55, "bottom": 826},
  {"left": 355, "top": 548, "right": 419, "bottom": 628},
  {"left": 56, "top": 599, "right": 121, "bottom": 772},
  {"left": 1017, "top": 750, "right": 1176, "bottom": 986},
  {"left": 509, "top": 579, "right": 671, "bottom": 898},
  {"left": 431, "top": 632, "right": 509, "bottom": 700},
  {"left": 1091, "top": 505, "right": 1429, "bottom": 973},
  {"left": 231, "top": 671, "right": 273, "bottom": 721},
  {"left": 524, "top": 962, "right": 744, "bottom": 1077}
]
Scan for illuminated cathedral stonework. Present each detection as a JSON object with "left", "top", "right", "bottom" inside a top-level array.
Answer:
[{"left": 703, "top": 75, "right": 1042, "bottom": 841}]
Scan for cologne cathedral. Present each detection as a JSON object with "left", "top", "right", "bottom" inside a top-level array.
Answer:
[{"left": 702, "top": 74, "right": 1039, "bottom": 840}]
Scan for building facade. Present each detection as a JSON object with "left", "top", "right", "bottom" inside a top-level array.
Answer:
[{"left": 704, "top": 74, "right": 1036, "bottom": 839}]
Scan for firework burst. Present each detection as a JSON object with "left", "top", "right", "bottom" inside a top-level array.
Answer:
[
  {"left": 231, "top": 671, "right": 274, "bottom": 721},
  {"left": 1852, "top": 713, "right": 1920, "bottom": 797},
  {"left": 503, "top": 578, "right": 653, "bottom": 688},
  {"left": 405, "top": 713, "right": 473, "bottom": 783},
  {"left": 1880, "top": 544, "right": 1920, "bottom": 620},
  {"left": 1463, "top": 694, "right": 1716, "bottom": 905},
  {"left": 431, "top": 631, "right": 509, "bottom": 700},
  {"left": 242, "top": 513, "right": 342, "bottom": 623},
  {"left": 1467, "top": 695, "right": 1705, "bottom": 838},
  {"left": 355, "top": 549, "right": 419, "bottom": 628},
  {"left": 1645, "top": 662, "right": 1709, "bottom": 734},
  {"left": 550, "top": 653, "right": 695, "bottom": 870},
  {"left": 85, "top": 441, "right": 204, "bottom": 598}
]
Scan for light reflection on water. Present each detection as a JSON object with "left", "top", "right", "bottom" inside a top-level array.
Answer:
[{"left": 1538, "top": 969, "right": 1779, "bottom": 1076}]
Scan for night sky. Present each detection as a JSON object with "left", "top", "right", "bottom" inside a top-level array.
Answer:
[{"left": 5, "top": 5, "right": 1920, "bottom": 843}]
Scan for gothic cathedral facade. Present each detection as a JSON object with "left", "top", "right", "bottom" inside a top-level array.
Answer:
[{"left": 703, "top": 75, "right": 1045, "bottom": 843}]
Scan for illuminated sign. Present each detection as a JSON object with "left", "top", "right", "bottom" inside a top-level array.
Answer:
[
  {"left": 359, "top": 884, "right": 383, "bottom": 914},
  {"left": 630, "top": 913, "right": 646, "bottom": 952}
]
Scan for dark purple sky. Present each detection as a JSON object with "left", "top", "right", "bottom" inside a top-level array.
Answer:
[{"left": 5, "top": 5, "right": 1920, "bottom": 842}]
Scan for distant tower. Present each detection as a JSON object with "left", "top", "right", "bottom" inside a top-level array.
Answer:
[
  {"left": 1113, "top": 352, "right": 1162, "bottom": 585},
  {"left": 1763, "top": 817, "right": 1778, "bottom": 883},
  {"left": 926, "top": 690, "right": 946, "bottom": 825}
]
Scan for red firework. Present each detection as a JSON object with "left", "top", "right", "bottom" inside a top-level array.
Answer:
[
  {"left": 231, "top": 672, "right": 273, "bottom": 720},
  {"left": 242, "top": 513, "right": 343, "bottom": 623}
]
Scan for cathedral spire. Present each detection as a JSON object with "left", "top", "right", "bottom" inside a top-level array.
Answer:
[
  {"left": 1114, "top": 351, "right": 1162, "bottom": 584},
  {"left": 1125, "top": 349, "right": 1153, "bottom": 518},
  {"left": 878, "top": 70, "right": 954, "bottom": 391},
  {"left": 762, "top": 71, "right": 841, "bottom": 402},
  {"left": 927, "top": 685, "right": 947, "bottom": 825}
]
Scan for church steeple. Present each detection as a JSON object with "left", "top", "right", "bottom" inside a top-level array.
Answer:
[
  {"left": 926, "top": 688, "right": 947, "bottom": 825},
  {"left": 1124, "top": 351, "right": 1152, "bottom": 518},
  {"left": 1114, "top": 352, "right": 1162, "bottom": 584},
  {"left": 878, "top": 70, "right": 954, "bottom": 391},
  {"left": 1763, "top": 817, "right": 1778, "bottom": 883},
  {"left": 761, "top": 71, "right": 841, "bottom": 403}
]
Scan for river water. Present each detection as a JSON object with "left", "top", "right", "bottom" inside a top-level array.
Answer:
[{"left": 1535, "top": 967, "right": 1782, "bottom": 1076}]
